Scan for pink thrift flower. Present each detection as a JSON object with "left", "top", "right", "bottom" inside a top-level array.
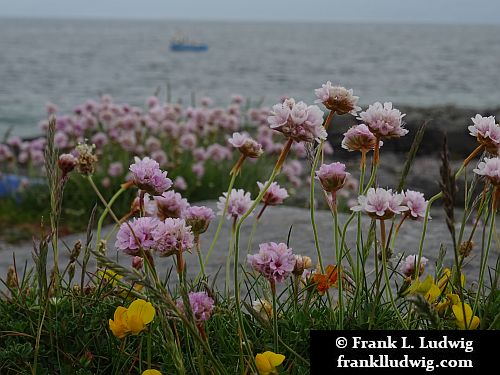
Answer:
[
  {"left": 314, "top": 81, "right": 361, "bottom": 115},
  {"left": 129, "top": 156, "right": 172, "bottom": 195},
  {"left": 351, "top": 188, "right": 408, "bottom": 219},
  {"left": 6, "top": 136, "right": 22, "bottom": 149},
  {"left": 54, "top": 131, "right": 69, "bottom": 149},
  {"left": 473, "top": 157, "right": 500, "bottom": 185},
  {"left": 231, "top": 94, "right": 244, "bottom": 105},
  {"left": 184, "top": 205, "right": 215, "bottom": 236},
  {"left": 173, "top": 176, "right": 188, "bottom": 191},
  {"left": 468, "top": 114, "right": 500, "bottom": 154},
  {"left": 151, "top": 150, "right": 168, "bottom": 167},
  {"left": 108, "top": 162, "right": 124, "bottom": 177},
  {"left": 228, "top": 132, "right": 263, "bottom": 158},
  {"left": 146, "top": 95, "right": 160, "bottom": 108},
  {"left": 193, "top": 148, "right": 206, "bottom": 162},
  {"left": 149, "top": 191, "right": 189, "bottom": 220},
  {"left": 145, "top": 136, "right": 162, "bottom": 151},
  {"left": 257, "top": 181, "right": 289, "bottom": 206},
  {"left": 179, "top": 133, "right": 197, "bottom": 150},
  {"left": 400, "top": 255, "right": 428, "bottom": 278},
  {"left": 468, "top": 114, "right": 496, "bottom": 139},
  {"left": 247, "top": 242, "right": 295, "bottom": 283},
  {"left": 217, "top": 189, "right": 253, "bottom": 220},
  {"left": 341, "top": 124, "right": 381, "bottom": 152},
  {"left": 177, "top": 291, "right": 214, "bottom": 322},
  {"left": 357, "top": 102, "right": 407, "bottom": 139},
  {"left": 101, "top": 177, "right": 111, "bottom": 188},
  {"left": 46, "top": 102, "right": 58, "bottom": 115},
  {"left": 268, "top": 98, "right": 327, "bottom": 143},
  {"left": 152, "top": 218, "right": 194, "bottom": 256},
  {"left": 91, "top": 132, "right": 108, "bottom": 149},
  {"left": 315, "top": 162, "right": 350, "bottom": 192},
  {"left": 402, "top": 190, "right": 429, "bottom": 220},
  {"left": 192, "top": 162, "right": 205, "bottom": 179},
  {"left": 200, "top": 96, "right": 214, "bottom": 107},
  {"left": 115, "top": 217, "right": 159, "bottom": 256},
  {"left": 206, "top": 144, "right": 232, "bottom": 162}
]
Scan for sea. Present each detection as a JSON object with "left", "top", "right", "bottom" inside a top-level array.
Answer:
[{"left": 1, "top": 18, "right": 500, "bottom": 136}]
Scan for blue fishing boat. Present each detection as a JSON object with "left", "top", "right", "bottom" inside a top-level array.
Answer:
[
  {"left": 170, "top": 43, "right": 208, "bottom": 52},
  {"left": 170, "top": 32, "right": 208, "bottom": 52}
]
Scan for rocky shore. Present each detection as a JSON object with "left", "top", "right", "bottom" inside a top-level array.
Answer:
[
  {"left": 0, "top": 201, "right": 497, "bottom": 288},
  {"left": 324, "top": 105, "right": 500, "bottom": 204}
]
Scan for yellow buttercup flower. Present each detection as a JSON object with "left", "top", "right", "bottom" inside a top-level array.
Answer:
[
  {"left": 437, "top": 269, "right": 451, "bottom": 292},
  {"left": 437, "top": 268, "right": 465, "bottom": 293},
  {"left": 142, "top": 370, "right": 162, "bottom": 375},
  {"left": 126, "top": 299, "right": 156, "bottom": 335},
  {"left": 99, "top": 269, "right": 123, "bottom": 286},
  {"left": 109, "top": 306, "right": 129, "bottom": 339},
  {"left": 108, "top": 299, "right": 156, "bottom": 338},
  {"left": 452, "top": 302, "right": 480, "bottom": 330},
  {"left": 407, "top": 275, "right": 441, "bottom": 303},
  {"left": 255, "top": 351, "right": 285, "bottom": 375},
  {"left": 435, "top": 293, "right": 460, "bottom": 315}
]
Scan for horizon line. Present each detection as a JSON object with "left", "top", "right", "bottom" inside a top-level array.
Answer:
[{"left": 1, "top": 14, "right": 500, "bottom": 27}]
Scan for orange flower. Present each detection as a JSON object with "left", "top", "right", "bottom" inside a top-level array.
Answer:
[{"left": 311, "top": 265, "right": 338, "bottom": 295}]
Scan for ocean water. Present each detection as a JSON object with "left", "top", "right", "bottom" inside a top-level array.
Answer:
[{"left": 1, "top": 18, "right": 500, "bottom": 136}]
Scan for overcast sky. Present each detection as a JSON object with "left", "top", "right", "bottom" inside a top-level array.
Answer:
[{"left": 0, "top": 0, "right": 499, "bottom": 24}]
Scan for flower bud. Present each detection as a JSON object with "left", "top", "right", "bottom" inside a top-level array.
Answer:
[
  {"left": 315, "top": 162, "right": 349, "bottom": 192},
  {"left": 132, "top": 256, "right": 144, "bottom": 270},
  {"left": 58, "top": 153, "right": 78, "bottom": 177}
]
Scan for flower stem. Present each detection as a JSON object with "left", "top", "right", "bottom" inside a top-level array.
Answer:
[
  {"left": 472, "top": 187, "right": 498, "bottom": 319},
  {"left": 380, "top": 219, "right": 408, "bottom": 328},
  {"left": 96, "top": 185, "right": 128, "bottom": 244},
  {"left": 373, "top": 137, "right": 381, "bottom": 166},
  {"left": 200, "top": 171, "right": 237, "bottom": 276},
  {"left": 271, "top": 281, "right": 279, "bottom": 353},
  {"left": 246, "top": 216, "right": 260, "bottom": 257},
  {"left": 310, "top": 141, "right": 325, "bottom": 272},
  {"left": 232, "top": 139, "right": 293, "bottom": 360},
  {"left": 195, "top": 237, "right": 206, "bottom": 279},
  {"left": 332, "top": 192, "right": 344, "bottom": 328},
  {"left": 225, "top": 217, "right": 237, "bottom": 296}
]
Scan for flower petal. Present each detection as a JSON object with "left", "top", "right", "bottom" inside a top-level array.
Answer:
[{"left": 263, "top": 351, "right": 285, "bottom": 367}]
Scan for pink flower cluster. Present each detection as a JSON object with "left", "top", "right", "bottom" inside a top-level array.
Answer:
[
  {"left": 315, "top": 162, "right": 350, "bottom": 192},
  {"left": 351, "top": 188, "right": 408, "bottom": 220},
  {"left": 268, "top": 98, "right": 327, "bottom": 143},
  {"left": 257, "top": 181, "right": 289, "bottom": 206},
  {"left": 468, "top": 115, "right": 500, "bottom": 154},
  {"left": 228, "top": 132, "right": 263, "bottom": 158},
  {"left": 115, "top": 217, "right": 159, "bottom": 256},
  {"left": 146, "top": 190, "right": 189, "bottom": 220},
  {"left": 152, "top": 218, "right": 194, "bottom": 257},
  {"left": 115, "top": 216, "right": 194, "bottom": 257},
  {"left": 217, "top": 189, "right": 253, "bottom": 220},
  {"left": 0, "top": 94, "right": 311, "bottom": 195},
  {"left": 402, "top": 190, "right": 429, "bottom": 220},
  {"left": 247, "top": 242, "right": 296, "bottom": 283},
  {"left": 342, "top": 124, "right": 381, "bottom": 153},
  {"left": 400, "top": 254, "right": 429, "bottom": 278},
  {"left": 184, "top": 205, "right": 215, "bottom": 235},
  {"left": 473, "top": 157, "right": 500, "bottom": 185},
  {"left": 177, "top": 291, "right": 215, "bottom": 322},
  {"left": 357, "top": 102, "right": 407, "bottom": 139},
  {"left": 314, "top": 81, "right": 361, "bottom": 115},
  {"left": 129, "top": 156, "right": 172, "bottom": 195}
]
